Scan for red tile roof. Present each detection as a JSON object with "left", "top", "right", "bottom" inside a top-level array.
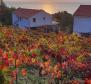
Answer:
[
  {"left": 14, "top": 8, "right": 48, "bottom": 18},
  {"left": 74, "top": 5, "right": 91, "bottom": 17}
]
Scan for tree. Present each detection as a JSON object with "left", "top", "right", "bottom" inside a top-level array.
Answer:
[
  {"left": 0, "top": 71, "right": 5, "bottom": 84},
  {"left": 0, "top": 0, "right": 15, "bottom": 25},
  {"left": 0, "top": 0, "right": 6, "bottom": 25},
  {"left": 3, "top": 7, "right": 15, "bottom": 25},
  {"left": 53, "top": 11, "right": 73, "bottom": 33}
]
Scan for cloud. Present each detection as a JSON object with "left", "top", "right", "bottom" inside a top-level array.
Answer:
[
  {"left": 4, "top": 0, "right": 82, "bottom": 3},
  {"left": 4, "top": 0, "right": 91, "bottom": 4}
]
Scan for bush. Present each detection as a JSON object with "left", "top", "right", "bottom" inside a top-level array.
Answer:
[{"left": 0, "top": 71, "right": 5, "bottom": 84}]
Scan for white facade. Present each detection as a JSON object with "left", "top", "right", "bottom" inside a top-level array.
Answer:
[
  {"left": 12, "top": 11, "right": 52, "bottom": 28},
  {"left": 73, "top": 16, "right": 91, "bottom": 33}
]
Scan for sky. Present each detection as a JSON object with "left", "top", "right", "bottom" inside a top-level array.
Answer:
[{"left": 4, "top": 0, "right": 91, "bottom": 14}]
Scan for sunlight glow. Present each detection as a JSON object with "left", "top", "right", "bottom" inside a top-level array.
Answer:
[{"left": 42, "top": 4, "right": 54, "bottom": 14}]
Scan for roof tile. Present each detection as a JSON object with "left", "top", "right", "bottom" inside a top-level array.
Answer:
[
  {"left": 74, "top": 5, "right": 91, "bottom": 17},
  {"left": 14, "top": 8, "right": 46, "bottom": 18}
]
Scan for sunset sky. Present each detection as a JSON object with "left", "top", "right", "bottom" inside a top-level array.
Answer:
[{"left": 4, "top": 0, "right": 91, "bottom": 14}]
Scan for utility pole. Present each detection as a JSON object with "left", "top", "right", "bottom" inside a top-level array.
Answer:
[
  {"left": 0, "top": 0, "right": 5, "bottom": 11},
  {"left": 0, "top": 0, "right": 4, "bottom": 6},
  {"left": 0, "top": 0, "right": 5, "bottom": 25},
  {"left": 0, "top": 0, "right": 1, "bottom": 6}
]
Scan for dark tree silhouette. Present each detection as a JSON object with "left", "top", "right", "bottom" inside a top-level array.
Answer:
[
  {"left": 0, "top": 71, "right": 5, "bottom": 84},
  {"left": 53, "top": 11, "right": 73, "bottom": 33},
  {"left": 0, "top": 0, "right": 15, "bottom": 25}
]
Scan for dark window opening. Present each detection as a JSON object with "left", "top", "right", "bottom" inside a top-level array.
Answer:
[
  {"left": 18, "top": 17, "right": 22, "bottom": 21},
  {"left": 43, "top": 17, "right": 46, "bottom": 20},
  {"left": 33, "top": 18, "right": 36, "bottom": 22},
  {"left": 19, "top": 17, "right": 22, "bottom": 21}
]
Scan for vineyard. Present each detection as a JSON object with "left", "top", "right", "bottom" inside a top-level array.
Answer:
[{"left": 0, "top": 27, "right": 91, "bottom": 84}]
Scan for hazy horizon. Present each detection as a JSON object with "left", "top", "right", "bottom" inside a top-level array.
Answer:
[{"left": 4, "top": 0, "right": 91, "bottom": 14}]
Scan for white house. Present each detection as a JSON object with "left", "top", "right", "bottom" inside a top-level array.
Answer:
[
  {"left": 12, "top": 8, "right": 52, "bottom": 28},
  {"left": 73, "top": 5, "right": 91, "bottom": 34}
]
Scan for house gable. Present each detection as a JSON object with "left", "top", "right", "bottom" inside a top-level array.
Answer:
[
  {"left": 29, "top": 11, "right": 52, "bottom": 27},
  {"left": 74, "top": 5, "right": 91, "bottom": 17},
  {"left": 13, "top": 8, "right": 50, "bottom": 19}
]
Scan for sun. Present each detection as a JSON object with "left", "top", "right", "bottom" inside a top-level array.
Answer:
[{"left": 42, "top": 4, "right": 54, "bottom": 14}]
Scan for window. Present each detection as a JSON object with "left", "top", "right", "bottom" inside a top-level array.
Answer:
[
  {"left": 43, "top": 17, "right": 46, "bottom": 20},
  {"left": 19, "top": 17, "right": 22, "bottom": 21},
  {"left": 18, "top": 16, "right": 22, "bottom": 21},
  {"left": 33, "top": 18, "right": 36, "bottom": 22}
]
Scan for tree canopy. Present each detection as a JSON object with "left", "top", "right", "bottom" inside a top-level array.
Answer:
[
  {"left": 53, "top": 11, "right": 73, "bottom": 33},
  {"left": 0, "top": 0, "right": 15, "bottom": 25}
]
